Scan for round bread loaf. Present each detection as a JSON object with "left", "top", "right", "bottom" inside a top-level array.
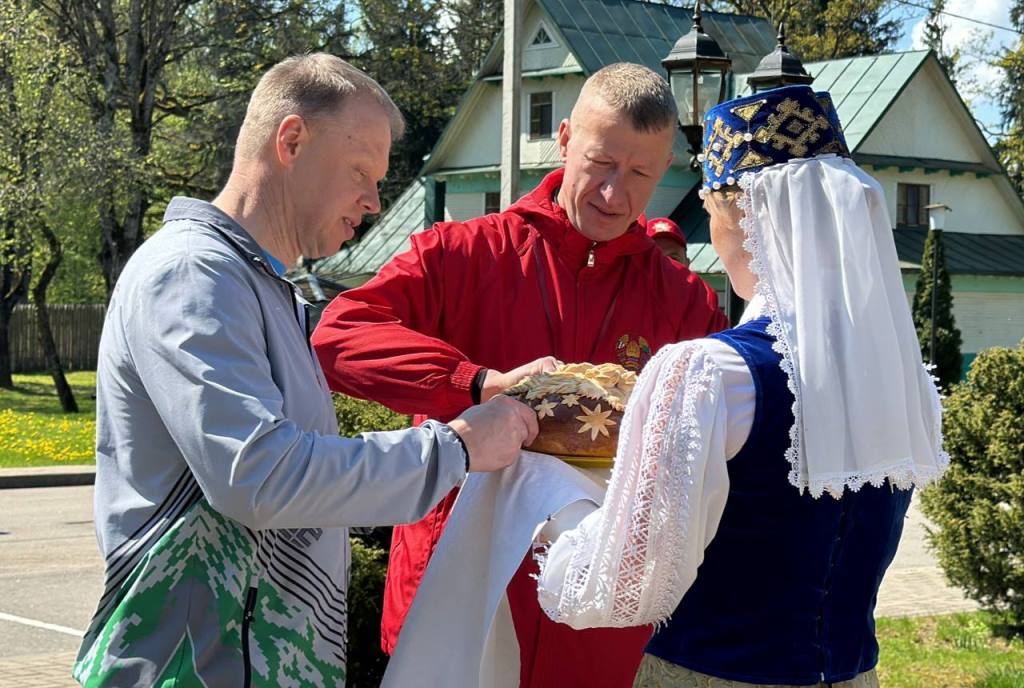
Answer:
[{"left": 503, "top": 362, "right": 636, "bottom": 460}]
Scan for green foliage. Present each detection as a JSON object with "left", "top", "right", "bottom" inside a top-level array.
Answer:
[
  {"left": 997, "top": 0, "right": 1024, "bottom": 193},
  {"left": 333, "top": 389, "right": 406, "bottom": 685},
  {"left": 705, "top": 0, "right": 903, "bottom": 61},
  {"left": 912, "top": 229, "right": 963, "bottom": 389},
  {"left": 333, "top": 392, "right": 411, "bottom": 436},
  {"left": 354, "top": 0, "right": 470, "bottom": 208},
  {"left": 921, "top": 0, "right": 962, "bottom": 84},
  {"left": 347, "top": 536, "right": 389, "bottom": 687},
  {"left": 919, "top": 342, "right": 1024, "bottom": 630}
]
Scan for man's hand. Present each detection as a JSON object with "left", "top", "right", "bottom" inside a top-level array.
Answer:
[
  {"left": 448, "top": 395, "right": 539, "bottom": 472},
  {"left": 480, "top": 356, "right": 562, "bottom": 401}
]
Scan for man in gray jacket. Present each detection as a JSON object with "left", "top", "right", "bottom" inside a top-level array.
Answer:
[{"left": 73, "top": 54, "right": 537, "bottom": 687}]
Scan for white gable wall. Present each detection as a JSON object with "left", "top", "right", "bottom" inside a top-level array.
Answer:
[
  {"left": 442, "top": 76, "right": 584, "bottom": 171},
  {"left": 867, "top": 167, "right": 1024, "bottom": 236},
  {"left": 858, "top": 63, "right": 988, "bottom": 163},
  {"left": 522, "top": 8, "right": 578, "bottom": 72},
  {"left": 856, "top": 60, "right": 1024, "bottom": 235},
  {"left": 440, "top": 86, "right": 503, "bottom": 171}
]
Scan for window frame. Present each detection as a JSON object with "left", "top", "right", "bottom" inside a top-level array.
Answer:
[
  {"left": 483, "top": 191, "right": 501, "bottom": 215},
  {"left": 528, "top": 90, "right": 555, "bottom": 140},
  {"left": 896, "top": 182, "right": 931, "bottom": 228},
  {"left": 525, "top": 23, "right": 557, "bottom": 50}
]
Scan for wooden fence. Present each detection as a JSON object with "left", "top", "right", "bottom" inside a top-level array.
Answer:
[{"left": 9, "top": 304, "right": 106, "bottom": 372}]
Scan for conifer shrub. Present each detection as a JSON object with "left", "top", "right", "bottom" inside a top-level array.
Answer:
[{"left": 920, "top": 341, "right": 1024, "bottom": 631}]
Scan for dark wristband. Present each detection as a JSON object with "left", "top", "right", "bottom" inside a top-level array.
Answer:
[
  {"left": 450, "top": 426, "right": 471, "bottom": 473},
  {"left": 470, "top": 367, "right": 489, "bottom": 405}
]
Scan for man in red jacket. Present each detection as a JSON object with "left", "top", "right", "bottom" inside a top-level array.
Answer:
[{"left": 313, "top": 62, "right": 728, "bottom": 687}]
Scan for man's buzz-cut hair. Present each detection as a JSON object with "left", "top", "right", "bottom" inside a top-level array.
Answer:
[
  {"left": 237, "top": 53, "right": 405, "bottom": 158},
  {"left": 576, "top": 62, "right": 678, "bottom": 133}
]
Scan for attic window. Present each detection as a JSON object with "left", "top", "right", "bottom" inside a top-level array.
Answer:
[
  {"left": 897, "top": 183, "right": 930, "bottom": 228},
  {"left": 530, "top": 25, "right": 554, "bottom": 47}
]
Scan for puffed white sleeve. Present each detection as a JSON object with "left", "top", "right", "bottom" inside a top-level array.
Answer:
[{"left": 536, "top": 339, "right": 738, "bottom": 629}]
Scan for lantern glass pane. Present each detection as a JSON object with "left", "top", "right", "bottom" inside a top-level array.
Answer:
[
  {"left": 698, "top": 70, "right": 724, "bottom": 120},
  {"left": 671, "top": 70, "right": 697, "bottom": 127}
]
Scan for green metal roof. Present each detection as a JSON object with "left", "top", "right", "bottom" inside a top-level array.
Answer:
[
  {"left": 802, "top": 51, "right": 930, "bottom": 152},
  {"left": 313, "top": 178, "right": 427, "bottom": 280},
  {"left": 537, "top": 0, "right": 776, "bottom": 76},
  {"left": 685, "top": 229, "right": 1024, "bottom": 278},
  {"left": 892, "top": 228, "right": 1024, "bottom": 277}
]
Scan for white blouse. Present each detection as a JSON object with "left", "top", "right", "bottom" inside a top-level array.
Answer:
[{"left": 536, "top": 300, "right": 764, "bottom": 630}]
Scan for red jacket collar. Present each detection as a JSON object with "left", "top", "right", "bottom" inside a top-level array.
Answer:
[{"left": 507, "top": 168, "right": 654, "bottom": 271}]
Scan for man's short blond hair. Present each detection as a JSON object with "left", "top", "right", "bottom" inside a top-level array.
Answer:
[
  {"left": 237, "top": 53, "right": 405, "bottom": 158},
  {"left": 575, "top": 62, "right": 678, "bottom": 133}
]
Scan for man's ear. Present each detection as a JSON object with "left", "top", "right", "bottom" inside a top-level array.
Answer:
[
  {"left": 557, "top": 118, "right": 571, "bottom": 161},
  {"left": 275, "top": 114, "right": 308, "bottom": 168}
]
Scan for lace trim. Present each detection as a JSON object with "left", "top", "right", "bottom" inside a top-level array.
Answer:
[
  {"left": 736, "top": 173, "right": 810, "bottom": 493},
  {"left": 735, "top": 170, "right": 948, "bottom": 498},
  {"left": 537, "top": 343, "right": 720, "bottom": 628}
]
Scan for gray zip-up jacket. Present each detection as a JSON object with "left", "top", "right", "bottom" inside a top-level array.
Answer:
[{"left": 74, "top": 198, "right": 467, "bottom": 687}]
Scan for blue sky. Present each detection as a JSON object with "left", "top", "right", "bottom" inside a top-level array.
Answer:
[{"left": 894, "top": 0, "right": 1016, "bottom": 137}]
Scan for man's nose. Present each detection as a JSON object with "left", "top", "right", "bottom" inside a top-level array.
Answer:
[
  {"left": 363, "top": 185, "right": 381, "bottom": 215},
  {"left": 600, "top": 171, "right": 624, "bottom": 205}
]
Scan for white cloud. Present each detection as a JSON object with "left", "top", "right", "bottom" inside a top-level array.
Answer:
[{"left": 907, "top": 0, "right": 1014, "bottom": 133}]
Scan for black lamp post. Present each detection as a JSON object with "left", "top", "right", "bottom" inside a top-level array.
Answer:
[
  {"left": 661, "top": 0, "right": 732, "bottom": 164},
  {"left": 747, "top": 24, "right": 814, "bottom": 92},
  {"left": 925, "top": 202, "right": 951, "bottom": 364}
]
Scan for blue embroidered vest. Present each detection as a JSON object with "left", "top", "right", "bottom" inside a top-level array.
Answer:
[{"left": 645, "top": 317, "right": 912, "bottom": 684}]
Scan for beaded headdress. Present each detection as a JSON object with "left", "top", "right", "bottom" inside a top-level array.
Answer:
[{"left": 698, "top": 85, "right": 850, "bottom": 197}]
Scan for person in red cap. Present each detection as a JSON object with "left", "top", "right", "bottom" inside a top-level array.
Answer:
[
  {"left": 647, "top": 217, "right": 689, "bottom": 267},
  {"left": 312, "top": 63, "right": 727, "bottom": 687}
]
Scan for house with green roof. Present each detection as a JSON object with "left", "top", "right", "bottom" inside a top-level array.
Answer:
[{"left": 309, "top": 0, "right": 1024, "bottom": 371}]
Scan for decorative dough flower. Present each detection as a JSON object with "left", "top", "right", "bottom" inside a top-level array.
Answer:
[{"left": 575, "top": 403, "right": 616, "bottom": 441}]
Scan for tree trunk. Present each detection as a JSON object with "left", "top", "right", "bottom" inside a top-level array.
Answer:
[
  {"left": 0, "top": 262, "right": 30, "bottom": 388},
  {"left": 0, "top": 303, "right": 13, "bottom": 388},
  {"left": 32, "top": 224, "right": 78, "bottom": 413}
]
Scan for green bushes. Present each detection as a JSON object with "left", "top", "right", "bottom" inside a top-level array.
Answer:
[
  {"left": 920, "top": 341, "right": 1024, "bottom": 631},
  {"left": 347, "top": 536, "right": 390, "bottom": 687},
  {"left": 335, "top": 393, "right": 409, "bottom": 684},
  {"left": 333, "top": 393, "right": 410, "bottom": 436}
]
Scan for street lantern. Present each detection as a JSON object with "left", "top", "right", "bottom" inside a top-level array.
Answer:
[
  {"left": 747, "top": 24, "right": 814, "bottom": 92},
  {"left": 661, "top": 0, "right": 732, "bottom": 160},
  {"left": 925, "top": 202, "right": 951, "bottom": 364}
]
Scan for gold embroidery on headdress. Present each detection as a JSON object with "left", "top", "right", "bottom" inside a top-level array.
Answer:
[
  {"left": 751, "top": 98, "right": 830, "bottom": 157},
  {"left": 733, "top": 149, "right": 774, "bottom": 172},
  {"left": 730, "top": 99, "right": 767, "bottom": 122},
  {"left": 703, "top": 117, "right": 746, "bottom": 177}
]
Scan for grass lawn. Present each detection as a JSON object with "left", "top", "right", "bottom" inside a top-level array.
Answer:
[
  {"left": 0, "top": 370, "right": 96, "bottom": 467},
  {"left": 877, "top": 612, "right": 1024, "bottom": 687}
]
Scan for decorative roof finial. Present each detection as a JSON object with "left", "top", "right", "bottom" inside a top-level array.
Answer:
[{"left": 692, "top": 0, "right": 703, "bottom": 32}]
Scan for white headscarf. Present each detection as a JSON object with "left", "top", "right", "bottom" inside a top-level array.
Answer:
[{"left": 739, "top": 154, "right": 948, "bottom": 497}]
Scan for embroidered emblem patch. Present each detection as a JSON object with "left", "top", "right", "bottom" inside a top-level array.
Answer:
[{"left": 616, "top": 335, "right": 652, "bottom": 372}]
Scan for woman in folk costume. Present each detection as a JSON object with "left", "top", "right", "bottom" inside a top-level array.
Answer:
[{"left": 536, "top": 85, "right": 948, "bottom": 687}]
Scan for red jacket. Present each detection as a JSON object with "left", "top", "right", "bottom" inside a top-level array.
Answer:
[{"left": 312, "top": 168, "right": 728, "bottom": 663}]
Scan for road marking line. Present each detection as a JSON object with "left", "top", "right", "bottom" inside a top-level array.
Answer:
[{"left": 0, "top": 611, "right": 83, "bottom": 637}]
